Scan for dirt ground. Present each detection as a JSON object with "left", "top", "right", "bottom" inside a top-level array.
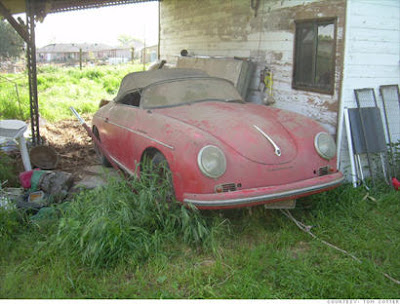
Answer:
[
  {"left": 3, "top": 116, "right": 117, "bottom": 190},
  {"left": 39, "top": 115, "right": 99, "bottom": 179}
]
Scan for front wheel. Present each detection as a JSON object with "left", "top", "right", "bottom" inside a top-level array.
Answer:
[{"left": 150, "top": 152, "right": 175, "bottom": 201}]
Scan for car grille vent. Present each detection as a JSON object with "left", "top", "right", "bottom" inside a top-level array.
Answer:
[
  {"left": 215, "top": 183, "right": 237, "bottom": 193},
  {"left": 223, "top": 183, "right": 237, "bottom": 192}
]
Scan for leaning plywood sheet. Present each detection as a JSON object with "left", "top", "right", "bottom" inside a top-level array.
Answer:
[{"left": 176, "top": 57, "right": 253, "bottom": 99}]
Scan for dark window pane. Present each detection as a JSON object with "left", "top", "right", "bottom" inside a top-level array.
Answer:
[
  {"left": 294, "top": 24, "right": 315, "bottom": 85},
  {"left": 119, "top": 91, "right": 141, "bottom": 107},
  {"left": 293, "top": 19, "right": 335, "bottom": 94}
]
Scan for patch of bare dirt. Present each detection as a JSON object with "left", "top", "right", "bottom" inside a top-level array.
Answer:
[{"left": 40, "top": 115, "right": 99, "bottom": 177}]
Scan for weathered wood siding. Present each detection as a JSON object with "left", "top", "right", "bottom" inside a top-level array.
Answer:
[
  {"left": 159, "top": 0, "right": 346, "bottom": 134},
  {"left": 337, "top": 0, "right": 400, "bottom": 177}
]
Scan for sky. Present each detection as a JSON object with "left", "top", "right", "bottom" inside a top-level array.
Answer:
[{"left": 31, "top": 2, "right": 159, "bottom": 48}]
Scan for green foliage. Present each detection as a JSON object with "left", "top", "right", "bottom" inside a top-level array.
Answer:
[
  {"left": 117, "top": 34, "right": 143, "bottom": 48},
  {"left": 0, "top": 64, "right": 145, "bottom": 122},
  {"left": 31, "top": 164, "right": 218, "bottom": 269},
  {"left": 0, "top": 20, "right": 24, "bottom": 59},
  {"left": 102, "top": 74, "right": 120, "bottom": 94},
  {"left": 82, "top": 69, "right": 105, "bottom": 81},
  {"left": 0, "top": 206, "right": 20, "bottom": 241},
  {"left": 0, "top": 181, "right": 399, "bottom": 298},
  {"left": 0, "top": 151, "right": 18, "bottom": 185}
]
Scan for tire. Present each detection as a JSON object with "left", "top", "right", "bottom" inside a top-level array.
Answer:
[
  {"left": 150, "top": 152, "right": 175, "bottom": 201},
  {"left": 93, "top": 127, "right": 111, "bottom": 167}
]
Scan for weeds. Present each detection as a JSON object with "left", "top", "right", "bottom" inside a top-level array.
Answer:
[
  {"left": 1, "top": 179, "right": 400, "bottom": 298},
  {"left": 0, "top": 64, "right": 144, "bottom": 122},
  {"left": 0, "top": 202, "right": 19, "bottom": 241},
  {"left": 30, "top": 165, "right": 219, "bottom": 269},
  {"left": 0, "top": 151, "right": 18, "bottom": 186}
]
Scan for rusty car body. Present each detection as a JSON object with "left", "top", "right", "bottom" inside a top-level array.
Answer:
[{"left": 92, "top": 68, "right": 344, "bottom": 210}]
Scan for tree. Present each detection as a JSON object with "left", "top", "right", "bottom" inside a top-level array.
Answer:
[
  {"left": 117, "top": 34, "right": 143, "bottom": 48},
  {"left": 0, "top": 19, "right": 24, "bottom": 60}
]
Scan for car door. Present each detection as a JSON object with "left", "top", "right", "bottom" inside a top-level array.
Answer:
[{"left": 105, "top": 90, "right": 141, "bottom": 172}]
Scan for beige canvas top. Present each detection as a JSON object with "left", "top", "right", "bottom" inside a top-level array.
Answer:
[{"left": 115, "top": 68, "right": 209, "bottom": 100}]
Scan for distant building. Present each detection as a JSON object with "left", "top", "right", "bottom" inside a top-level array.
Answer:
[
  {"left": 37, "top": 43, "right": 111, "bottom": 63},
  {"left": 36, "top": 42, "right": 148, "bottom": 64}
]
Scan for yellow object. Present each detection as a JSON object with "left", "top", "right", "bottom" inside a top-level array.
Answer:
[
  {"left": 28, "top": 191, "right": 45, "bottom": 203},
  {"left": 263, "top": 71, "right": 273, "bottom": 96}
]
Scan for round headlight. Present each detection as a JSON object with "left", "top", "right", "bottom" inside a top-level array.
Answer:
[
  {"left": 197, "top": 145, "right": 227, "bottom": 179},
  {"left": 314, "top": 132, "right": 336, "bottom": 160}
]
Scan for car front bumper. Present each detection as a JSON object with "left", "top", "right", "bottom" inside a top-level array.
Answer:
[{"left": 183, "top": 172, "right": 345, "bottom": 209}]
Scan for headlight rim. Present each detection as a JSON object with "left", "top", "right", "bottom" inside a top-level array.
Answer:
[
  {"left": 197, "top": 145, "right": 227, "bottom": 179},
  {"left": 314, "top": 132, "right": 336, "bottom": 160}
]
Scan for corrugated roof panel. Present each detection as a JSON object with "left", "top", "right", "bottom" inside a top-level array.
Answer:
[
  {"left": 46, "top": 0, "right": 159, "bottom": 13},
  {"left": 1, "top": 0, "right": 159, "bottom": 15}
]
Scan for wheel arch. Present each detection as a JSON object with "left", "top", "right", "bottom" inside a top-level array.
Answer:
[
  {"left": 139, "top": 146, "right": 182, "bottom": 194},
  {"left": 139, "top": 146, "right": 175, "bottom": 171},
  {"left": 141, "top": 147, "right": 164, "bottom": 163}
]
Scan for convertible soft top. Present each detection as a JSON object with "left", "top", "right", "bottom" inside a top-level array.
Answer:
[{"left": 116, "top": 68, "right": 209, "bottom": 100}]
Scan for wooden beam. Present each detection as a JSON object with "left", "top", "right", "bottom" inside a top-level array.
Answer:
[{"left": 0, "top": 0, "right": 29, "bottom": 43}]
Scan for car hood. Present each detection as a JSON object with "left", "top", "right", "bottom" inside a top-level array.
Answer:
[{"left": 156, "top": 102, "right": 299, "bottom": 165}]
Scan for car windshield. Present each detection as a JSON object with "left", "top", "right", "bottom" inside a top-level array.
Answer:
[{"left": 141, "top": 78, "right": 243, "bottom": 109}]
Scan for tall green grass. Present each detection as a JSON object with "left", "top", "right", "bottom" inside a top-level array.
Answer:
[
  {"left": 1, "top": 179, "right": 400, "bottom": 298},
  {"left": 0, "top": 64, "right": 145, "bottom": 122},
  {"left": 0, "top": 151, "right": 18, "bottom": 186},
  {"left": 21, "top": 165, "right": 221, "bottom": 270}
]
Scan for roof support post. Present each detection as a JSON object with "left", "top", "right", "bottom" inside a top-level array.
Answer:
[{"left": 26, "top": 0, "right": 41, "bottom": 145}]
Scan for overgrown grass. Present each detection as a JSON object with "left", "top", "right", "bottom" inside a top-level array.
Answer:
[
  {"left": 0, "top": 64, "right": 145, "bottom": 122},
  {"left": 1, "top": 178, "right": 399, "bottom": 298},
  {"left": 0, "top": 151, "right": 18, "bottom": 186},
  {"left": 42, "top": 168, "right": 218, "bottom": 269}
]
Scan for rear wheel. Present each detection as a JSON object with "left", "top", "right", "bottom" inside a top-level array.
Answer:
[{"left": 93, "top": 126, "right": 111, "bottom": 167}]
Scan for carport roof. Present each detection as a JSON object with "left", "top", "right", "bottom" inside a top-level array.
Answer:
[{"left": 1, "top": 0, "right": 159, "bottom": 15}]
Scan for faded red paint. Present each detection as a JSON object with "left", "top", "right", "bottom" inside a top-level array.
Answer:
[{"left": 93, "top": 99, "right": 343, "bottom": 210}]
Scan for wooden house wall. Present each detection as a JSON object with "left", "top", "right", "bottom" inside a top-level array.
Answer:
[{"left": 159, "top": 0, "right": 347, "bottom": 134}]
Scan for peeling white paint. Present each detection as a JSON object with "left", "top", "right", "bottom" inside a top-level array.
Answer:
[{"left": 160, "top": 0, "right": 347, "bottom": 135}]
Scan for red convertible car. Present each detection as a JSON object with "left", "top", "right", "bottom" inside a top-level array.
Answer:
[{"left": 92, "top": 68, "right": 344, "bottom": 210}]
